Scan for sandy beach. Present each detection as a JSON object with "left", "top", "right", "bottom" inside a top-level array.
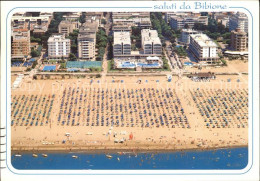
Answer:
[{"left": 11, "top": 72, "right": 248, "bottom": 152}]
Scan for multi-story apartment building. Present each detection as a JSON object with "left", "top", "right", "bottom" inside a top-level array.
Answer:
[
  {"left": 39, "top": 12, "right": 53, "bottom": 19},
  {"left": 79, "top": 22, "right": 98, "bottom": 34},
  {"left": 112, "top": 12, "right": 151, "bottom": 31},
  {"left": 77, "top": 22, "right": 98, "bottom": 60},
  {"left": 85, "top": 16, "right": 101, "bottom": 27},
  {"left": 230, "top": 29, "right": 248, "bottom": 52},
  {"left": 11, "top": 29, "right": 30, "bottom": 59},
  {"left": 58, "top": 20, "right": 79, "bottom": 36},
  {"left": 112, "top": 25, "right": 132, "bottom": 33},
  {"left": 78, "top": 34, "right": 96, "bottom": 60},
  {"left": 32, "top": 25, "right": 48, "bottom": 35},
  {"left": 141, "top": 29, "right": 162, "bottom": 55},
  {"left": 229, "top": 12, "right": 248, "bottom": 33},
  {"left": 85, "top": 12, "right": 103, "bottom": 21},
  {"left": 180, "top": 29, "right": 199, "bottom": 44},
  {"left": 63, "top": 12, "right": 80, "bottom": 22},
  {"left": 169, "top": 15, "right": 208, "bottom": 30},
  {"left": 11, "top": 13, "right": 52, "bottom": 32},
  {"left": 112, "top": 12, "right": 150, "bottom": 19},
  {"left": 164, "top": 12, "right": 201, "bottom": 23},
  {"left": 47, "top": 34, "right": 71, "bottom": 59},
  {"left": 189, "top": 34, "right": 218, "bottom": 62},
  {"left": 113, "top": 32, "right": 131, "bottom": 56},
  {"left": 212, "top": 12, "right": 230, "bottom": 27},
  {"left": 85, "top": 12, "right": 104, "bottom": 26},
  {"left": 113, "top": 18, "right": 151, "bottom": 29}
]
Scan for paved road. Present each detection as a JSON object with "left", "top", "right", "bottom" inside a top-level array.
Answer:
[
  {"left": 165, "top": 40, "right": 186, "bottom": 79},
  {"left": 165, "top": 41, "right": 182, "bottom": 71},
  {"left": 29, "top": 51, "right": 45, "bottom": 78}
]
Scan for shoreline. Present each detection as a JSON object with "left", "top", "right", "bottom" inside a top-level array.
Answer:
[{"left": 11, "top": 144, "right": 248, "bottom": 154}]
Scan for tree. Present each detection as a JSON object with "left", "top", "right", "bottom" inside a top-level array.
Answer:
[
  {"left": 41, "top": 12, "right": 66, "bottom": 47},
  {"left": 30, "top": 36, "right": 41, "bottom": 43},
  {"left": 32, "top": 61, "right": 37, "bottom": 69},
  {"left": 101, "top": 19, "right": 107, "bottom": 24},
  {"left": 221, "top": 59, "right": 227, "bottom": 66},
  {"left": 79, "top": 12, "right": 86, "bottom": 25},
  {"left": 71, "top": 44, "right": 77, "bottom": 54},
  {"left": 162, "top": 42, "right": 166, "bottom": 47},
  {"left": 97, "top": 41, "right": 107, "bottom": 48},
  {"left": 98, "top": 47, "right": 105, "bottom": 55},
  {"left": 67, "top": 30, "right": 79, "bottom": 54},
  {"left": 31, "top": 49, "right": 40, "bottom": 57},
  {"left": 131, "top": 44, "right": 137, "bottom": 51},
  {"left": 96, "top": 56, "right": 103, "bottom": 61},
  {"left": 193, "top": 17, "right": 231, "bottom": 41},
  {"left": 175, "top": 46, "right": 187, "bottom": 57},
  {"left": 68, "top": 53, "right": 77, "bottom": 61},
  {"left": 60, "top": 63, "right": 66, "bottom": 69},
  {"left": 95, "top": 27, "right": 108, "bottom": 60}
]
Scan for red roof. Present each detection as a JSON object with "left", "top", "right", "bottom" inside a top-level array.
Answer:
[{"left": 13, "top": 29, "right": 28, "bottom": 32}]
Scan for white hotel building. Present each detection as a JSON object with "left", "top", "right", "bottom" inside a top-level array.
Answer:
[
  {"left": 48, "top": 34, "right": 71, "bottom": 59},
  {"left": 141, "top": 29, "right": 162, "bottom": 55},
  {"left": 180, "top": 29, "right": 199, "bottom": 45},
  {"left": 189, "top": 34, "right": 218, "bottom": 62},
  {"left": 113, "top": 32, "right": 131, "bottom": 56},
  {"left": 229, "top": 12, "right": 248, "bottom": 33}
]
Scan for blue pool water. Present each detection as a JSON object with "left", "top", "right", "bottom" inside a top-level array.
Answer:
[
  {"left": 67, "top": 68, "right": 78, "bottom": 72},
  {"left": 184, "top": 62, "right": 193, "bottom": 66},
  {"left": 42, "top": 65, "right": 56, "bottom": 71},
  {"left": 137, "top": 63, "right": 159, "bottom": 67},
  {"left": 11, "top": 147, "right": 248, "bottom": 170},
  {"left": 121, "top": 62, "right": 136, "bottom": 68}
]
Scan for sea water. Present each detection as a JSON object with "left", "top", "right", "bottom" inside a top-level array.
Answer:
[{"left": 11, "top": 147, "right": 248, "bottom": 170}]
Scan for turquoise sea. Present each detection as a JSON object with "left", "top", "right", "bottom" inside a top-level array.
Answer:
[{"left": 11, "top": 147, "right": 248, "bottom": 170}]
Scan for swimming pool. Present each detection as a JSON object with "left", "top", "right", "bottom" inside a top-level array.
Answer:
[
  {"left": 184, "top": 62, "right": 193, "bottom": 66},
  {"left": 42, "top": 65, "right": 56, "bottom": 71},
  {"left": 120, "top": 62, "right": 136, "bottom": 68},
  {"left": 137, "top": 63, "right": 160, "bottom": 67},
  {"left": 67, "top": 68, "right": 79, "bottom": 72}
]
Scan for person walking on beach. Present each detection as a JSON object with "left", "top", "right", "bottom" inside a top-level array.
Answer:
[{"left": 129, "top": 132, "right": 133, "bottom": 140}]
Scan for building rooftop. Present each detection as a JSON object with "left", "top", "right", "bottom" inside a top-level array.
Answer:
[
  {"left": 231, "top": 29, "right": 247, "bottom": 35},
  {"left": 142, "top": 29, "right": 161, "bottom": 45},
  {"left": 63, "top": 12, "right": 80, "bottom": 18},
  {"left": 12, "top": 16, "right": 50, "bottom": 21},
  {"left": 48, "top": 34, "right": 70, "bottom": 42},
  {"left": 114, "top": 32, "right": 131, "bottom": 44},
  {"left": 80, "top": 22, "right": 98, "bottom": 32},
  {"left": 13, "top": 29, "right": 29, "bottom": 32},
  {"left": 190, "top": 34, "right": 217, "bottom": 47},
  {"left": 182, "top": 29, "right": 199, "bottom": 33},
  {"left": 78, "top": 32, "right": 96, "bottom": 40},
  {"left": 170, "top": 15, "right": 208, "bottom": 21}
]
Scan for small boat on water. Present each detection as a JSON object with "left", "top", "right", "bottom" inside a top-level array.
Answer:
[
  {"left": 117, "top": 157, "right": 120, "bottom": 161},
  {"left": 42, "top": 154, "right": 48, "bottom": 157},
  {"left": 106, "top": 154, "right": 113, "bottom": 159},
  {"left": 32, "top": 154, "right": 38, "bottom": 157},
  {"left": 15, "top": 154, "right": 22, "bottom": 157},
  {"left": 72, "top": 155, "right": 78, "bottom": 159}
]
